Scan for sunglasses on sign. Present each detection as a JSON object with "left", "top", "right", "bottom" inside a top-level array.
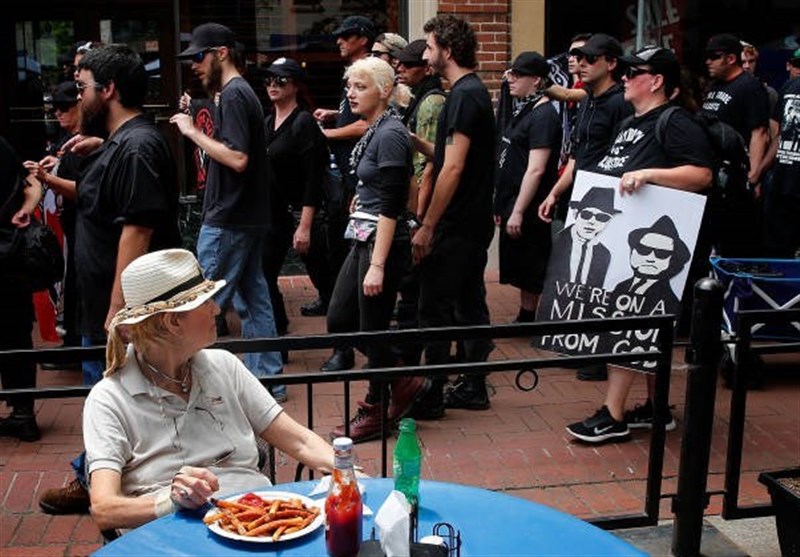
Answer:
[
  {"left": 634, "top": 244, "right": 672, "bottom": 259},
  {"left": 578, "top": 209, "right": 612, "bottom": 223}
]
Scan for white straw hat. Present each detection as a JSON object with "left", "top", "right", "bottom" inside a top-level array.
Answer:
[{"left": 113, "top": 249, "right": 225, "bottom": 326}]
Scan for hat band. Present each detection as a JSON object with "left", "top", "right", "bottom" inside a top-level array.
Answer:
[{"left": 146, "top": 273, "right": 206, "bottom": 304}]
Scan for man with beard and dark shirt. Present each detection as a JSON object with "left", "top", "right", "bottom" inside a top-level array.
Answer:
[
  {"left": 39, "top": 44, "right": 181, "bottom": 516},
  {"left": 311, "top": 15, "right": 375, "bottom": 372},
  {"left": 538, "top": 33, "right": 631, "bottom": 381},
  {"left": 409, "top": 15, "right": 495, "bottom": 416},
  {"left": 761, "top": 75, "right": 800, "bottom": 257},
  {"left": 701, "top": 33, "right": 769, "bottom": 256},
  {"left": 171, "top": 23, "right": 284, "bottom": 397}
]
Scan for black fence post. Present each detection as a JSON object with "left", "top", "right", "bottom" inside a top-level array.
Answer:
[{"left": 671, "top": 277, "right": 724, "bottom": 557}]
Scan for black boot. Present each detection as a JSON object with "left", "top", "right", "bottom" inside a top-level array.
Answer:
[
  {"left": 409, "top": 377, "right": 446, "bottom": 420},
  {"left": 444, "top": 374, "right": 490, "bottom": 410},
  {"left": 0, "top": 411, "right": 41, "bottom": 442},
  {"left": 321, "top": 347, "right": 355, "bottom": 372}
]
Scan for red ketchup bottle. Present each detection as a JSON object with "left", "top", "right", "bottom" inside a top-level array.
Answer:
[{"left": 325, "top": 437, "right": 363, "bottom": 557}]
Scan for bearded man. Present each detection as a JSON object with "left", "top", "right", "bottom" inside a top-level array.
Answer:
[{"left": 169, "top": 23, "right": 285, "bottom": 396}]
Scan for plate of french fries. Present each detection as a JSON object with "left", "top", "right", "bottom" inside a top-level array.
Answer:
[{"left": 203, "top": 491, "right": 323, "bottom": 543}]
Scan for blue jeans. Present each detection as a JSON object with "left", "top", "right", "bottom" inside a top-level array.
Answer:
[
  {"left": 81, "top": 335, "right": 106, "bottom": 386},
  {"left": 197, "top": 225, "right": 284, "bottom": 392}
]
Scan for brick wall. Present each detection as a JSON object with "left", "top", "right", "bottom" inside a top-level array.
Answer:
[{"left": 437, "top": 0, "right": 512, "bottom": 103}]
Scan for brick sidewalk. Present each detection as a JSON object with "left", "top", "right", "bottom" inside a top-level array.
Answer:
[{"left": 1, "top": 273, "right": 798, "bottom": 556}]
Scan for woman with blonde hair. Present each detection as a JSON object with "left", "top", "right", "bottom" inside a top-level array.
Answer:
[
  {"left": 83, "top": 248, "right": 333, "bottom": 533},
  {"left": 327, "top": 57, "right": 428, "bottom": 443}
]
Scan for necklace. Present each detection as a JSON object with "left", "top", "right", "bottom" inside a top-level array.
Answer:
[{"left": 137, "top": 352, "right": 192, "bottom": 394}]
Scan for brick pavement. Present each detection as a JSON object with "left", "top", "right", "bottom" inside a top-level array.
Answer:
[{"left": 1, "top": 272, "right": 798, "bottom": 556}]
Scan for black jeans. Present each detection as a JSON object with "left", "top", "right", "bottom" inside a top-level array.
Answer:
[
  {"left": 327, "top": 236, "right": 410, "bottom": 400},
  {"left": 418, "top": 234, "right": 493, "bottom": 368}
]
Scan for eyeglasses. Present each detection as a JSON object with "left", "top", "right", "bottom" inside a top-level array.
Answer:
[
  {"left": 634, "top": 243, "right": 673, "bottom": 259},
  {"left": 578, "top": 209, "right": 612, "bottom": 223},
  {"left": 705, "top": 51, "right": 726, "bottom": 61},
  {"left": 625, "top": 66, "right": 653, "bottom": 79},
  {"left": 75, "top": 81, "right": 104, "bottom": 92},
  {"left": 192, "top": 48, "right": 217, "bottom": 64},
  {"left": 265, "top": 76, "right": 290, "bottom": 87},
  {"left": 371, "top": 50, "right": 393, "bottom": 58}
]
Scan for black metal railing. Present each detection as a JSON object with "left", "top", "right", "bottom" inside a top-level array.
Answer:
[
  {"left": 1, "top": 313, "right": 678, "bottom": 529},
  {"left": 722, "top": 307, "right": 800, "bottom": 520}
]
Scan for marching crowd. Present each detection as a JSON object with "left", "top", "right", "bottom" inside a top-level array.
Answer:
[{"left": 1, "top": 13, "right": 799, "bottom": 530}]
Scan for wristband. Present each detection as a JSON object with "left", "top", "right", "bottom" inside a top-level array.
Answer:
[
  {"left": 154, "top": 488, "right": 177, "bottom": 517},
  {"left": 370, "top": 262, "right": 385, "bottom": 268}
]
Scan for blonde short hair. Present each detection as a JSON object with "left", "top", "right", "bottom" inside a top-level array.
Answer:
[{"left": 345, "top": 57, "right": 411, "bottom": 108}]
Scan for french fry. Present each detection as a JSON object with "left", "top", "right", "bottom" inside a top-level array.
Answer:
[
  {"left": 268, "top": 499, "right": 281, "bottom": 515},
  {"left": 272, "top": 526, "right": 287, "bottom": 541},
  {"left": 245, "top": 517, "right": 304, "bottom": 537},
  {"left": 203, "top": 511, "right": 226, "bottom": 525}
]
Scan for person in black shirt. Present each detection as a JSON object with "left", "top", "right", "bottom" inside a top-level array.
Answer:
[
  {"left": 261, "top": 58, "right": 330, "bottom": 338},
  {"left": 566, "top": 46, "right": 713, "bottom": 444},
  {"left": 701, "top": 34, "right": 769, "bottom": 257},
  {"left": 538, "top": 33, "right": 631, "bottom": 382},
  {"left": 39, "top": 44, "right": 181, "bottom": 516},
  {"left": 495, "top": 52, "right": 562, "bottom": 323},
  {"left": 0, "top": 136, "right": 43, "bottom": 442},
  {"left": 761, "top": 77, "right": 800, "bottom": 257},
  {"left": 326, "top": 57, "right": 429, "bottom": 443},
  {"left": 171, "top": 23, "right": 284, "bottom": 396},
  {"left": 311, "top": 15, "right": 376, "bottom": 372},
  {"left": 411, "top": 15, "right": 496, "bottom": 415}
]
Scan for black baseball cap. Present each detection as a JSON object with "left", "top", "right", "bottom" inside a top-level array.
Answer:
[
  {"left": 705, "top": 33, "right": 742, "bottom": 57},
  {"left": 396, "top": 39, "right": 428, "bottom": 65},
  {"left": 332, "top": 16, "right": 376, "bottom": 40},
  {"left": 264, "top": 57, "right": 305, "bottom": 80},
  {"left": 52, "top": 81, "right": 79, "bottom": 105},
  {"left": 621, "top": 45, "right": 680, "bottom": 84},
  {"left": 178, "top": 23, "right": 236, "bottom": 59},
  {"left": 570, "top": 33, "right": 623, "bottom": 58},
  {"left": 510, "top": 51, "right": 549, "bottom": 78}
]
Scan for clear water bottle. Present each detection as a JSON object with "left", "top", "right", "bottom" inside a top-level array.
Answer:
[
  {"left": 325, "top": 437, "right": 362, "bottom": 557},
  {"left": 393, "top": 418, "right": 421, "bottom": 508}
]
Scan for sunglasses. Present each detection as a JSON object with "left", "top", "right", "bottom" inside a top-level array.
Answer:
[
  {"left": 574, "top": 53, "right": 599, "bottom": 65},
  {"left": 790, "top": 59, "right": 800, "bottom": 69},
  {"left": 634, "top": 244, "right": 672, "bottom": 259},
  {"left": 75, "top": 81, "right": 103, "bottom": 91},
  {"left": 53, "top": 103, "right": 76, "bottom": 112},
  {"left": 578, "top": 209, "right": 612, "bottom": 223},
  {"left": 625, "top": 66, "right": 653, "bottom": 79},
  {"left": 265, "top": 76, "right": 290, "bottom": 87},
  {"left": 705, "top": 51, "right": 726, "bottom": 61},
  {"left": 192, "top": 48, "right": 217, "bottom": 64},
  {"left": 398, "top": 61, "right": 426, "bottom": 68}
]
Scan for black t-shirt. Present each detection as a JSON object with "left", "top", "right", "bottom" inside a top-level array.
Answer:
[
  {"left": 48, "top": 132, "right": 82, "bottom": 230},
  {"left": 330, "top": 85, "right": 360, "bottom": 186},
  {"left": 571, "top": 82, "right": 632, "bottom": 171},
  {"left": 771, "top": 77, "right": 800, "bottom": 197},
  {"left": 431, "top": 73, "right": 496, "bottom": 245},
  {"left": 595, "top": 103, "right": 714, "bottom": 177},
  {"left": 495, "top": 100, "right": 562, "bottom": 219},
  {"left": 355, "top": 117, "right": 412, "bottom": 219},
  {"left": 265, "top": 107, "right": 326, "bottom": 216},
  {"left": 75, "top": 114, "right": 180, "bottom": 336},
  {"left": 701, "top": 71, "right": 769, "bottom": 144},
  {"left": 203, "top": 77, "right": 269, "bottom": 229}
]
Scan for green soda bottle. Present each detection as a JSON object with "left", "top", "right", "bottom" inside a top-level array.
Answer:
[{"left": 393, "top": 418, "right": 421, "bottom": 507}]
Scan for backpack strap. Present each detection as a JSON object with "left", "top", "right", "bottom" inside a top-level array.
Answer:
[{"left": 654, "top": 105, "right": 681, "bottom": 146}]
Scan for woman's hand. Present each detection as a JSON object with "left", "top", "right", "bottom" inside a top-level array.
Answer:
[
  {"left": 293, "top": 225, "right": 311, "bottom": 255},
  {"left": 506, "top": 211, "right": 523, "bottom": 239},
  {"left": 11, "top": 209, "right": 32, "bottom": 228},
  {"left": 619, "top": 170, "right": 650, "bottom": 196},
  {"left": 348, "top": 194, "right": 359, "bottom": 214},
  {"left": 169, "top": 113, "right": 197, "bottom": 139},
  {"left": 179, "top": 91, "right": 192, "bottom": 113},
  {"left": 363, "top": 264, "right": 384, "bottom": 297},
  {"left": 170, "top": 466, "right": 219, "bottom": 509},
  {"left": 538, "top": 193, "right": 557, "bottom": 223}
]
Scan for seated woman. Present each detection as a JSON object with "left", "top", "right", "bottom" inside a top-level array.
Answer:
[{"left": 83, "top": 248, "right": 333, "bottom": 532}]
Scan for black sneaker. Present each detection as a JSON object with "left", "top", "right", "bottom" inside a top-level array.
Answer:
[
  {"left": 624, "top": 400, "right": 677, "bottom": 431},
  {"left": 576, "top": 364, "right": 608, "bottom": 381},
  {"left": 300, "top": 298, "right": 328, "bottom": 317},
  {"left": 566, "top": 406, "right": 629, "bottom": 443},
  {"left": 0, "top": 413, "right": 41, "bottom": 442},
  {"left": 444, "top": 375, "right": 490, "bottom": 410}
]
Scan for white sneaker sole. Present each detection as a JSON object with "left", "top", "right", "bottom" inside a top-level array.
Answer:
[
  {"left": 628, "top": 419, "right": 677, "bottom": 431},
  {"left": 565, "top": 426, "right": 630, "bottom": 443}
]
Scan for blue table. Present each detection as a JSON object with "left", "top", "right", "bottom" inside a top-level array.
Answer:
[{"left": 95, "top": 478, "right": 645, "bottom": 556}]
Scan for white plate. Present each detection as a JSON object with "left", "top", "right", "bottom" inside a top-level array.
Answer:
[{"left": 204, "top": 490, "right": 324, "bottom": 544}]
